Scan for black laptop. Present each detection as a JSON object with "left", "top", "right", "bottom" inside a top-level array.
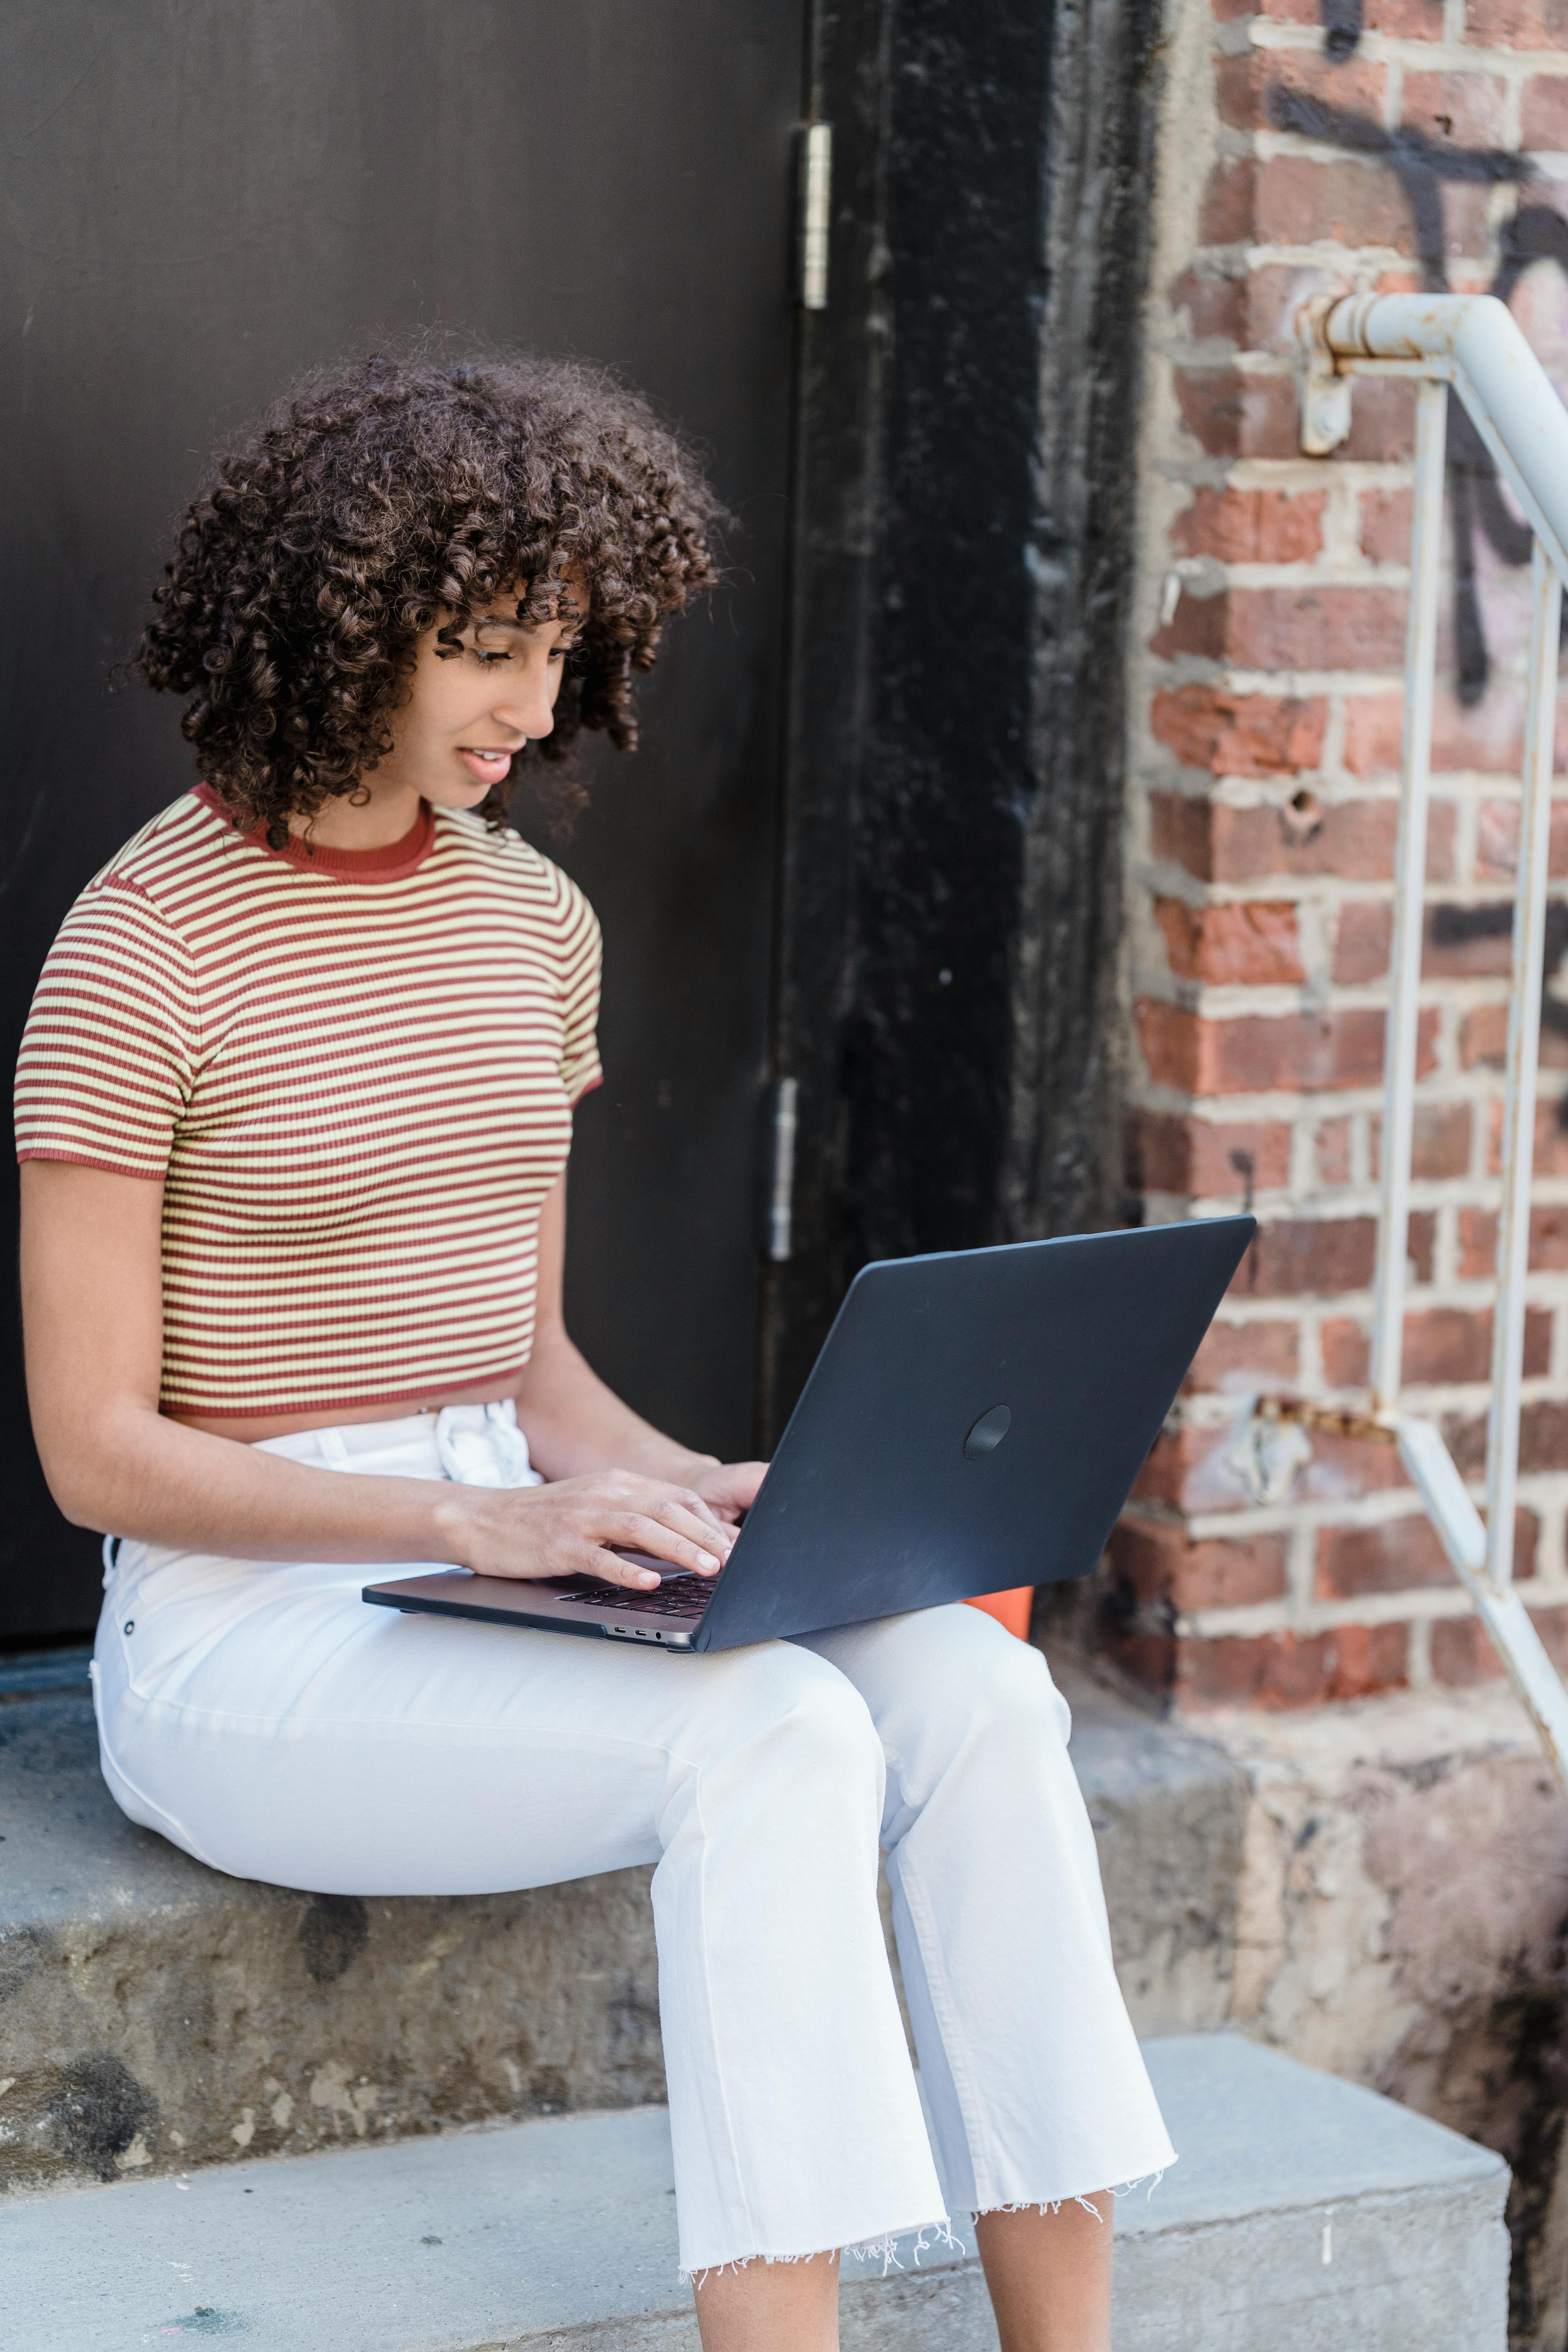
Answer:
[{"left": 365, "top": 1216, "right": 1254, "bottom": 1653}]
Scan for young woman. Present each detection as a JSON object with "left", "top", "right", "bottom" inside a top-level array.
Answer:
[{"left": 15, "top": 356, "right": 1172, "bottom": 2352}]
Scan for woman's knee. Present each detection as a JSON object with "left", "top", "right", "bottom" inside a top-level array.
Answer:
[
  {"left": 880, "top": 1603, "right": 1073, "bottom": 1756},
  {"left": 693, "top": 1642, "right": 886, "bottom": 1813}
]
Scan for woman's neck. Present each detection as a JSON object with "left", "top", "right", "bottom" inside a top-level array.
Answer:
[{"left": 292, "top": 773, "right": 425, "bottom": 852}]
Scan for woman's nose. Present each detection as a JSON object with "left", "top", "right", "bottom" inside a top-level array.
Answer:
[{"left": 491, "top": 695, "right": 548, "bottom": 737}]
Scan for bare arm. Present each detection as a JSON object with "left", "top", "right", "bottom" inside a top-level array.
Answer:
[{"left": 19, "top": 1159, "right": 746, "bottom": 1587}]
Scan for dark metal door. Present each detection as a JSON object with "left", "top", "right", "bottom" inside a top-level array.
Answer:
[{"left": 0, "top": 3, "right": 804, "bottom": 1640}]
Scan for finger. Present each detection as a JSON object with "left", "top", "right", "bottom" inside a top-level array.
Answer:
[
  {"left": 613, "top": 1477, "right": 730, "bottom": 1536},
  {"left": 581, "top": 1545, "right": 663, "bottom": 1590},
  {"left": 608, "top": 1512, "right": 726, "bottom": 1576}
]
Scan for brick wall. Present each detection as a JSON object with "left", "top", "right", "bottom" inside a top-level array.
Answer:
[{"left": 1113, "top": 0, "right": 1568, "bottom": 1711}]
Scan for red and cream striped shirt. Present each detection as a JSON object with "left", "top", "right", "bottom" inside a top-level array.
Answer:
[{"left": 14, "top": 784, "right": 602, "bottom": 1419}]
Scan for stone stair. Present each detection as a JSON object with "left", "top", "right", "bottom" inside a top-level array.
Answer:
[
  {"left": 1, "top": 2037, "right": 1508, "bottom": 2349},
  {"left": 0, "top": 1651, "right": 1512, "bottom": 2345}
]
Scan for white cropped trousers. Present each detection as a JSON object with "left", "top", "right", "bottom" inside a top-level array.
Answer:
[{"left": 92, "top": 1403, "right": 1174, "bottom": 2278}]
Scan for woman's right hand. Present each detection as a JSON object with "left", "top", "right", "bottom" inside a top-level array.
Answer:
[{"left": 444, "top": 1468, "right": 738, "bottom": 1589}]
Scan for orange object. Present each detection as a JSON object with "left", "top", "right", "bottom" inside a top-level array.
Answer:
[{"left": 965, "top": 1586, "right": 1034, "bottom": 1641}]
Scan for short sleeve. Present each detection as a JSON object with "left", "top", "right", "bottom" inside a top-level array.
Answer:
[
  {"left": 550, "top": 867, "right": 603, "bottom": 1105},
  {"left": 13, "top": 878, "right": 200, "bottom": 1180}
]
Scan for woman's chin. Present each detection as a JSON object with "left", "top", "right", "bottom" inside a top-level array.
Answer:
[{"left": 426, "top": 775, "right": 499, "bottom": 811}]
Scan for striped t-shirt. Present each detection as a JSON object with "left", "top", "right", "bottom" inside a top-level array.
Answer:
[{"left": 14, "top": 784, "right": 602, "bottom": 1419}]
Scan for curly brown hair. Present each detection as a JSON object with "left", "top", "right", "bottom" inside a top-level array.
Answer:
[{"left": 132, "top": 352, "right": 724, "bottom": 848}]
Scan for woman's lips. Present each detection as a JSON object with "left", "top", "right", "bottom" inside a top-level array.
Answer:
[{"left": 457, "top": 747, "right": 514, "bottom": 784}]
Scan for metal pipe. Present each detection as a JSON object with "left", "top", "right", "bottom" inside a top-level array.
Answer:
[
  {"left": 1370, "top": 376, "right": 1449, "bottom": 1414},
  {"left": 1316, "top": 294, "right": 1568, "bottom": 582},
  {"left": 1486, "top": 539, "right": 1562, "bottom": 1588}
]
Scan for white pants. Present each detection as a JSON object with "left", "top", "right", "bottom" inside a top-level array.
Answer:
[{"left": 92, "top": 1404, "right": 1175, "bottom": 2277}]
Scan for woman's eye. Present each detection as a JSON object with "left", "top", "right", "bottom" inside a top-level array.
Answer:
[{"left": 472, "top": 648, "right": 512, "bottom": 665}]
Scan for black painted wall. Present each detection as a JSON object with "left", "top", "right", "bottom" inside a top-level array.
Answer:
[
  {"left": 0, "top": 1, "right": 803, "bottom": 1642},
  {"left": 764, "top": 0, "right": 1163, "bottom": 1429}
]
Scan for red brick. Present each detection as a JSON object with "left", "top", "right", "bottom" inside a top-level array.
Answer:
[
  {"left": 1323, "top": 1305, "right": 1550, "bottom": 1389},
  {"left": 1523, "top": 1400, "right": 1568, "bottom": 1470},
  {"left": 1316, "top": 1508, "right": 1538, "bottom": 1599},
  {"left": 1461, "top": 1000, "right": 1568, "bottom": 1070},
  {"left": 1178, "top": 1622, "right": 1408, "bottom": 1711},
  {"left": 1400, "top": 70, "right": 1509, "bottom": 147},
  {"left": 1477, "top": 799, "right": 1568, "bottom": 880},
  {"left": 1169, "top": 268, "right": 1248, "bottom": 346},
  {"left": 1108, "top": 1520, "right": 1289, "bottom": 1613},
  {"left": 1363, "top": 0, "right": 1444, "bottom": 31},
  {"left": 1465, "top": 0, "right": 1568, "bottom": 49},
  {"left": 1171, "top": 369, "right": 1302, "bottom": 461},
  {"left": 1170, "top": 486, "right": 1327, "bottom": 566},
  {"left": 1457, "top": 1205, "right": 1495, "bottom": 1279},
  {"left": 1148, "top": 794, "right": 1214, "bottom": 878},
  {"left": 1133, "top": 1410, "right": 1416, "bottom": 1515},
  {"left": 1218, "top": 51, "right": 1387, "bottom": 134},
  {"left": 1359, "top": 485, "right": 1414, "bottom": 565},
  {"left": 1223, "top": 585, "right": 1409, "bottom": 671},
  {"left": 1422, "top": 901, "right": 1515, "bottom": 979},
  {"left": 1522, "top": 74, "right": 1568, "bottom": 147},
  {"left": 1316, "top": 1116, "right": 1353, "bottom": 1186},
  {"left": 1459, "top": 1201, "right": 1568, "bottom": 1274},
  {"left": 1370, "top": 1101, "right": 1472, "bottom": 1181},
  {"left": 1340, "top": 696, "right": 1403, "bottom": 780},
  {"left": 1332, "top": 902, "right": 1390, "bottom": 985},
  {"left": 1151, "top": 686, "right": 1327, "bottom": 780},
  {"left": 1124, "top": 1110, "right": 1294, "bottom": 1198},
  {"left": 1149, "top": 794, "right": 1455, "bottom": 886},
  {"left": 1254, "top": 156, "right": 1420, "bottom": 254},
  {"left": 1486, "top": 1095, "right": 1568, "bottom": 1178},
  {"left": 1232, "top": 1214, "right": 1379, "bottom": 1298},
  {"left": 1344, "top": 901, "right": 1531, "bottom": 985},
  {"left": 1200, "top": 160, "right": 1258, "bottom": 247},
  {"left": 1433, "top": 1605, "right": 1568, "bottom": 1689},
  {"left": 1185, "top": 1318, "right": 1302, "bottom": 1392},
  {"left": 1299, "top": 1426, "right": 1416, "bottom": 1501},
  {"left": 1410, "top": 1208, "right": 1437, "bottom": 1280},
  {"left": 1156, "top": 898, "right": 1305, "bottom": 985},
  {"left": 1345, "top": 378, "right": 1419, "bottom": 463},
  {"left": 1240, "top": 263, "right": 1355, "bottom": 357},
  {"left": 1134, "top": 1002, "right": 1435, "bottom": 1096},
  {"left": 1150, "top": 580, "right": 1228, "bottom": 661}
]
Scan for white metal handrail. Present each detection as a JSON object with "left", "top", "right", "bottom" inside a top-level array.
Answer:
[{"left": 1297, "top": 292, "right": 1568, "bottom": 1784}]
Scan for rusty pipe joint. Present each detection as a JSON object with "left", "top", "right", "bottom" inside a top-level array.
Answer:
[{"left": 1296, "top": 292, "right": 1354, "bottom": 456}]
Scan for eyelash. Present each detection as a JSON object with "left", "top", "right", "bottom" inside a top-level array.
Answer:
[{"left": 470, "top": 644, "right": 574, "bottom": 666}]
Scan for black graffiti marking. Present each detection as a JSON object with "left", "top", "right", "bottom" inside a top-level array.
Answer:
[
  {"left": 1428, "top": 903, "right": 1568, "bottom": 1123},
  {"left": 1321, "top": 0, "right": 1364, "bottom": 62},
  {"left": 1268, "top": 88, "right": 1568, "bottom": 701}
]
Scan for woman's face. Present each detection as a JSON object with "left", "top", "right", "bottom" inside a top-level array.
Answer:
[{"left": 376, "top": 586, "right": 584, "bottom": 810}]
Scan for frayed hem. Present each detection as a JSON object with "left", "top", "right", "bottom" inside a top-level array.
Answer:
[
  {"left": 973, "top": 2167, "right": 1168, "bottom": 2226},
  {"left": 684, "top": 2218, "right": 963, "bottom": 2288}
]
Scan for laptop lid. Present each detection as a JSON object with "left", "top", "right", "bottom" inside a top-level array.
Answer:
[{"left": 690, "top": 1215, "right": 1254, "bottom": 1651}]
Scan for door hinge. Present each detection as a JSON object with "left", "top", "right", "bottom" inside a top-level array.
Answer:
[
  {"left": 797, "top": 122, "right": 832, "bottom": 310},
  {"left": 762, "top": 1077, "right": 799, "bottom": 1262}
]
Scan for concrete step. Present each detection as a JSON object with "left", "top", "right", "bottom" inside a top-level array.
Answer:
[
  {"left": 0, "top": 1658, "right": 1246, "bottom": 2192},
  {"left": 1, "top": 2035, "right": 1510, "bottom": 2351}
]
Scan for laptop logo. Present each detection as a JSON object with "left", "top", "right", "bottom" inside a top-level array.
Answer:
[{"left": 963, "top": 1404, "right": 1012, "bottom": 1459}]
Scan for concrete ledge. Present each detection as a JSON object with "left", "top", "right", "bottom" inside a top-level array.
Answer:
[
  {"left": 1, "top": 2036, "right": 1509, "bottom": 2350},
  {"left": 0, "top": 1664, "right": 1245, "bottom": 2193}
]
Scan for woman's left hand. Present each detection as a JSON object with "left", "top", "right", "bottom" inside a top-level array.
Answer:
[{"left": 686, "top": 1459, "right": 769, "bottom": 1524}]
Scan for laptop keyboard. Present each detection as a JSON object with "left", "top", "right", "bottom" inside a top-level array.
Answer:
[{"left": 568, "top": 1572, "right": 713, "bottom": 1619}]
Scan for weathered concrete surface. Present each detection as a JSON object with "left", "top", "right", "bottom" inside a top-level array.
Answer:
[
  {"left": 0, "top": 1664, "right": 1245, "bottom": 2195},
  {"left": 1203, "top": 1684, "right": 1568, "bottom": 2352},
  {"left": 0, "top": 1690, "right": 666, "bottom": 2192},
  {"left": 0, "top": 2036, "right": 1508, "bottom": 2351},
  {"left": 1065, "top": 1669, "right": 1246, "bottom": 2035}
]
